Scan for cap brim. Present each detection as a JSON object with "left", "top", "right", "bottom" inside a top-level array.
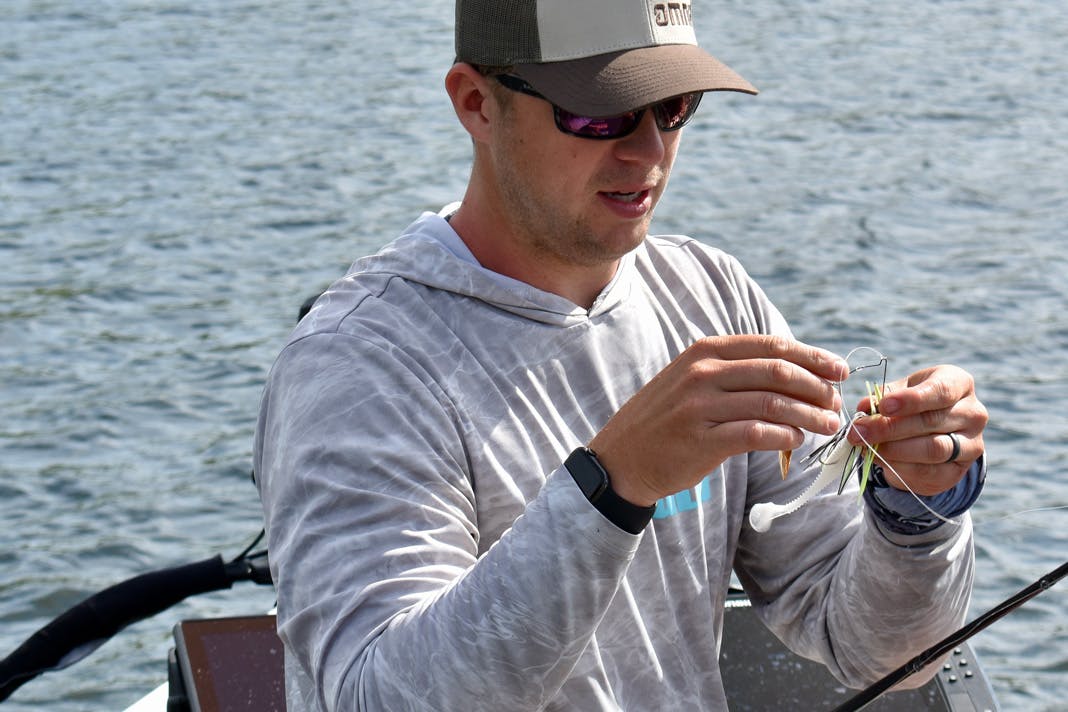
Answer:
[{"left": 513, "top": 44, "right": 757, "bottom": 117}]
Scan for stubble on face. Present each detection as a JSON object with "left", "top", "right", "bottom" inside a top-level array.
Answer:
[{"left": 489, "top": 97, "right": 669, "bottom": 271}]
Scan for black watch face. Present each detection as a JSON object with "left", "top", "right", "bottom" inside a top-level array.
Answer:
[{"left": 568, "top": 449, "right": 608, "bottom": 501}]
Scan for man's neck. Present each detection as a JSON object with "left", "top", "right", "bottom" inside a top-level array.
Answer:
[{"left": 447, "top": 201, "right": 619, "bottom": 311}]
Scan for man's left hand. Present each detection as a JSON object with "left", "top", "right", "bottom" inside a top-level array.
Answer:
[{"left": 846, "top": 364, "right": 987, "bottom": 496}]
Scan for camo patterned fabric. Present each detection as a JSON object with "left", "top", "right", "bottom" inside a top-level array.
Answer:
[{"left": 254, "top": 205, "right": 974, "bottom": 711}]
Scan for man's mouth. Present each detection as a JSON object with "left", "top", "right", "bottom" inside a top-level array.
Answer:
[{"left": 602, "top": 190, "right": 647, "bottom": 203}]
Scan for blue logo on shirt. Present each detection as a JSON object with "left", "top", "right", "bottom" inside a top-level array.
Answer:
[{"left": 654, "top": 473, "right": 715, "bottom": 519}]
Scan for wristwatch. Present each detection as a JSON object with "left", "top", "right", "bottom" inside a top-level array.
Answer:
[{"left": 565, "top": 447, "right": 656, "bottom": 534}]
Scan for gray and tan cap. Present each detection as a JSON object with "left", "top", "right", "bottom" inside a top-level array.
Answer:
[{"left": 455, "top": 0, "right": 757, "bottom": 117}]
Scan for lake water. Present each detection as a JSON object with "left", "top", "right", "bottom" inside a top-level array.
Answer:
[{"left": 2, "top": 1, "right": 1066, "bottom": 710}]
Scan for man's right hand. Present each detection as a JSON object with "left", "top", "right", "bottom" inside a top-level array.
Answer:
[{"left": 589, "top": 335, "right": 849, "bottom": 507}]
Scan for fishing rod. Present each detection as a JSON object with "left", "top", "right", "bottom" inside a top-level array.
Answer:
[
  {"left": 832, "top": 559, "right": 1068, "bottom": 712},
  {"left": 0, "top": 531, "right": 272, "bottom": 703}
]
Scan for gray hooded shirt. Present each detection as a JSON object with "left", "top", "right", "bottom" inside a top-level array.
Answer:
[{"left": 255, "top": 206, "right": 974, "bottom": 711}]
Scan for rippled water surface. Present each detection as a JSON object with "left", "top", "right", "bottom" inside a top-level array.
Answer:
[{"left": 2, "top": 2, "right": 1066, "bottom": 710}]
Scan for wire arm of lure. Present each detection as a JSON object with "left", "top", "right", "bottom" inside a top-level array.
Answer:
[
  {"left": 748, "top": 348, "right": 886, "bottom": 533},
  {"left": 749, "top": 347, "right": 963, "bottom": 533}
]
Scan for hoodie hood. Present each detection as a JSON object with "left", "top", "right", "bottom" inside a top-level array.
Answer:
[{"left": 341, "top": 208, "right": 637, "bottom": 328}]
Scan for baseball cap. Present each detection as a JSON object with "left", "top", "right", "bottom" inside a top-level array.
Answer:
[{"left": 455, "top": 0, "right": 757, "bottom": 117}]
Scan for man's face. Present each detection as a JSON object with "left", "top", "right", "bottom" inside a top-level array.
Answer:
[{"left": 487, "top": 87, "right": 683, "bottom": 270}]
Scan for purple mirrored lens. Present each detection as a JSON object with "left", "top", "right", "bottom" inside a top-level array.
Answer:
[
  {"left": 557, "top": 111, "right": 640, "bottom": 138},
  {"left": 553, "top": 92, "right": 702, "bottom": 139},
  {"left": 653, "top": 93, "right": 702, "bottom": 130}
]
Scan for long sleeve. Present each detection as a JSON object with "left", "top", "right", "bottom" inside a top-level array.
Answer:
[
  {"left": 734, "top": 440, "right": 974, "bottom": 688},
  {"left": 253, "top": 221, "right": 977, "bottom": 710},
  {"left": 256, "top": 333, "right": 642, "bottom": 711}
]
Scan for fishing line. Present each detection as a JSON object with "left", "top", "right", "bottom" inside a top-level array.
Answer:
[
  {"left": 977, "top": 505, "right": 1068, "bottom": 526},
  {"left": 817, "top": 348, "right": 1068, "bottom": 708},
  {"left": 848, "top": 427, "right": 960, "bottom": 527},
  {"left": 839, "top": 351, "right": 940, "bottom": 500},
  {"left": 230, "top": 528, "right": 267, "bottom": 563},
  {"left": 837, "top": 350, "right": 1068, "bottom": 528},
  {"left": 752, "top": 347, "right": 966, "bottom": 531}
]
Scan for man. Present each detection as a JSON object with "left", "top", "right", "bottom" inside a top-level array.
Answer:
[{"left": 255, "top": 1, "right": 988, "bottom": 710}]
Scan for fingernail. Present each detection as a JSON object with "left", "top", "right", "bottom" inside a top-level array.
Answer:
[
  {"left": 834, "top": 359, "right": 850, "bottom": 379},
  {"left": 827, "top": 412, "right": 842, "bottom": 433},
  {"left": 879, "top": 399, "right": 900, "bottom": 415}
]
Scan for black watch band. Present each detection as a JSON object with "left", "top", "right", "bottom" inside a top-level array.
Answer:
[{"left": 565, "top": 447, "right": 656, "bottom": 534}]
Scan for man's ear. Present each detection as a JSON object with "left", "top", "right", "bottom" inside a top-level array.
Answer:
[{"left": 445, "top": 63, "right": 496, "bottom": 143}]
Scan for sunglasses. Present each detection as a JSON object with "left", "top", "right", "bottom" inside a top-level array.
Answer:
[{"left": 494, "top": 74, "right": 703, "bottom": 140}]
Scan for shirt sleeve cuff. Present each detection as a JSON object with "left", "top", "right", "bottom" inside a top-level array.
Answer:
[{"left": 863, "top": 453, "right": 986, "bottom": 536}]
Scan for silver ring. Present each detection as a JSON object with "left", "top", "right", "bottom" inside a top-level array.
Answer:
[{"left": 944, "top": 433, "right": 962, "bottom": 464}]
